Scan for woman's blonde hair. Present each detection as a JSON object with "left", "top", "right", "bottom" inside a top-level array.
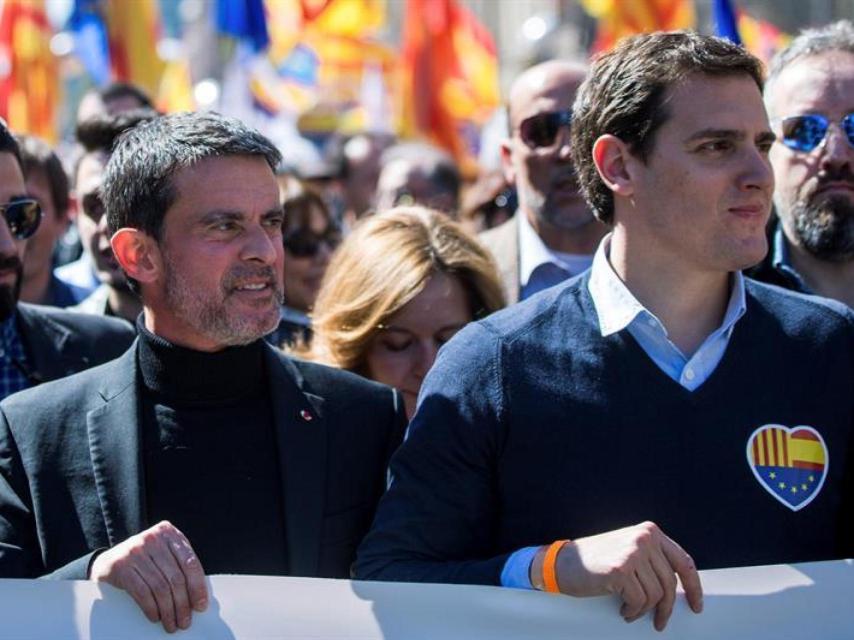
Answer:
[{"left": 299, "top": 206, "right": 505, "bottom": 372}]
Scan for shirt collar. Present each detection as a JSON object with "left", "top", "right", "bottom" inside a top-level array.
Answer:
[
  {"left": 280, "top": 305, "right": 311, "bottom": 327},
  {"left": 770, "top": 224, "right": 812, "bottom": 294},
  {"left": 588, "top": 234, "right": 747, "bottom": 337},
  {"left": 518, "top": 211, "right": 560, "bottom": 288}
]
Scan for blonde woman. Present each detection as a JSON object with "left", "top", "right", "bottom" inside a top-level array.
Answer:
[{"left": 299, "top": 207, "right": 505, "bottom": 419}]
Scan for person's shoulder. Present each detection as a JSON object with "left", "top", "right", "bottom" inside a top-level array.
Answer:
[
  {"left": 745, "top": 278, "right": 853, "bottom": 335},
  {"left": 269, "top": 348, "right": 398, "bottom": 405},
  {"left": 478, "top": 272, "right": 592, "bottom": 341},
  {"left": 478, "top": 215, "right": 517, "bottom": 257},
  {"left": 1, "top": 352, "right": 130, "bottom": 423},
  {"left": 19, "top": 302, "right": 135, "bottom": 338}
]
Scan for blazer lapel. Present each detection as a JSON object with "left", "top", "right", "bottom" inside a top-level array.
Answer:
[
  {"left": 265, "top": 347, "right": 327, "bottom": 576},
  {"left": 86, "top": 348, "right": 145, "bottom": 546}
]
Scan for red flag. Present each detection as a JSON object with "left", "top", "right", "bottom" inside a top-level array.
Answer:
[{"left": 400, "top": 0, "right": 499, "bottom": 176}]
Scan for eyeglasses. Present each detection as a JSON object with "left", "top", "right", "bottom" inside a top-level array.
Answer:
[
  {"left": 518, "top": 109, "right": 573, "bottom": 149},
  {"left": 777, "top": 113, "right": 854, "bottom": 152},
  {"left": 0, "top": 198, "right": 42, "bottom": 239},
  {"left": 283, "top": 227, "right": 341, "bottom": 258}
]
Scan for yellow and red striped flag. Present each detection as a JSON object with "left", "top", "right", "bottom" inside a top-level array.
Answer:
[
  {"left": 105, "top": 0, "right": 165, "bottom": 97},
  {"left": 0, "top": 0, "right": 58, "bottom": 142},
  {"left": 580, "top": 0, "right": 696, "bottom": 53}
]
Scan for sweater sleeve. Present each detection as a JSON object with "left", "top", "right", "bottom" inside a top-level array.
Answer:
[{"left": 355, "top": 321, "right": 511, "bottom": 585}]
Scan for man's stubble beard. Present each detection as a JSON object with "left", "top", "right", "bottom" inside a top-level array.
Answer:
[{"left": 162, "top": 254, "right": 284, "bottom": 347}]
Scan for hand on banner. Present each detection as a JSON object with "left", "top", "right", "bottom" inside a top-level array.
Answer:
[
  {"left": 89, "top": 520, "right": 208, "bottom": 633},
  {"left": 549, "top": 521, "right": 704, "bottom": 631}
]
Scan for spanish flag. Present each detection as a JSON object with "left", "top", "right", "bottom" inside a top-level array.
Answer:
[
  {"left": 105, "top": 0, "right": 165, "bottom": 96},
  {"left": 0, "top": 0, "right": 58, "bottom": 142},
  {"left": 580, "top": 0, "right": 696, "bottom": 53},
  {"left": 400, "top": 0, "right": 500, "bottom": 177}
]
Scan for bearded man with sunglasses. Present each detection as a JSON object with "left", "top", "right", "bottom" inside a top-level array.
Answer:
[
  {"left": 0, "top": 122, "right": 134, "bottom": 400},
  {"left": 357, "top": 32, "right": 853, "bottom": 631},
  {"left": 751, "top": 20, "right": 854, "bottom": 308},
  {"left": 480, "top": 60, "right": 605, "bottom": 304}
]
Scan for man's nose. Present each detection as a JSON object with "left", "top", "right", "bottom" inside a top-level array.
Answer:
[
  {"left": 820, "top": 122, "right": 854, "bottom": 171},
  {"left": 242, "top": 224, "right": 280, "bottom": 264},
  {"left": 412, "top": 339, "right": 440, "bottom": 380},
  {"left": 556, "top": 126, "right": 572, "bottom": 161},
  {"left": 0, "top": 215, "right": 18, "bottom": 256}
]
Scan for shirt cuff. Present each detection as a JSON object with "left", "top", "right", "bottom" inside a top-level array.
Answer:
[{"left": 500, "top": 546, "right": 540, "bottom": 589}]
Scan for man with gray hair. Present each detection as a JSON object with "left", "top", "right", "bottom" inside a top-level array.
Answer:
[
  {"left": 752, "top": 20, "right": 854, "bottom": 307},
  {"left": 0, "top": 112, "right": 406, "bottom": 632}
]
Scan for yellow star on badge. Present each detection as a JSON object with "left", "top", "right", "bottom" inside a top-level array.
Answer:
[
  {"left": 809, "top": 475, "right": 815, "bottom": 483},
  {"left": 791, "top": 486, "right": 798, "bottom": 494},
  {"left": 801, "top": 484, "right": 808, "bottom": 491},
  {"left": 778, "top": 482, "right": 786, "bottom": 489},
  {"left": 769, "top": 472, "right": 776, "bottom": 479}
]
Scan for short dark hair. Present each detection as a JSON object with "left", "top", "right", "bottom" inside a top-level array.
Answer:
[
  {"left": 380, "top": 142, "right": 461, "bottom": 198},
  {"left": 0, "top": 119, "right": 22, "bottom": 169},
  {"left": 571, "top": 30, "right": 764, "bottom": 224},
  {"left": 97, "top": 81, "right": 153, "bottom": 110},
  {"left": 102, "top": 111, "right": 282, "bottom": 241},
  {"left": 16, "top": 135, "right": 69, "bottom": 218},
  {"left": 75, "top": 108, "right": 159, "bottom": 154}
]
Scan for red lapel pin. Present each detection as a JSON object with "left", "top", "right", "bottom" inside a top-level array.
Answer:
[{"left": 300, "top": 409, "right": 313, "bottom": 422}]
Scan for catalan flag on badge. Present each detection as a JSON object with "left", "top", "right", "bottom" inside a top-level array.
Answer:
[{"left": 746, "top": 425, "right": 828, "bottom": 511}]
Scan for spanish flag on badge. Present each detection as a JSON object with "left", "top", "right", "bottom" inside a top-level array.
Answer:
[{"left": 747, "top": 425, "right": 828, "bottom": 511}]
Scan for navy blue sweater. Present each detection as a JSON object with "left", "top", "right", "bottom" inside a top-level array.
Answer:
[{"left": 356, "top": 275, "right": 854, "bottom": 584}]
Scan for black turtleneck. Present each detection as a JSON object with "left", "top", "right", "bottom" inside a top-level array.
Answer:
[{"left": 137, "top": 322, "right": 288, "bottom": 575}]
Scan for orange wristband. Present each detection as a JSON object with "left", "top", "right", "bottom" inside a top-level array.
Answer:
[{"left": 542, "top": 539, "right": 570, "bottom": 593}]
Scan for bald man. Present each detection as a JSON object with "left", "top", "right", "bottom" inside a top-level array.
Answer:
[{"left": 480, "top": 60, "right": 606, "bottom": 303}]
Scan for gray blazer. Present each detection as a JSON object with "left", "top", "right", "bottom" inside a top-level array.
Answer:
[{"left": 478, "top": 215, "right": 520, "bottom": 304}]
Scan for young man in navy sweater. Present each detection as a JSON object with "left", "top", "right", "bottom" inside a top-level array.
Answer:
[{"left": 356, "top": 31, "right": 854, "bottom": 631}]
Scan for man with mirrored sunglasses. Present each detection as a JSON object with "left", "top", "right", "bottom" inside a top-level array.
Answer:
[
  {"left": 0, "top": 120, "right": 134, "bottom": 401},
  {"left": 479, "top": 60, "right": 606, "bottom": 304},
  {"left": 751, "top": 20, "right": 854, "bottom": 307}
]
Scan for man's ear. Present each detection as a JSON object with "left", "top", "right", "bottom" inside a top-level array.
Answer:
[
  {"left": 67, "top": 192, "right": 79, "bottom": 222},
  {"left": 110, "top": 228, "right": 161, "bottom": 284},
  {"left": 499, "top": 139, "right": 515, "bottom": 185},
  {"left": 592, "top": 134, "right": 635, "bottom": 198}
]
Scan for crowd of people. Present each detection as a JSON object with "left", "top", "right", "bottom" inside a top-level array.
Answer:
[{"left": 0, "top": 19, "right": 851, "bottom": 635}]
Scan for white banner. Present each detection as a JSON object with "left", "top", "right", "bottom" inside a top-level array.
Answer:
[{"left": 0, "top": 559, "right": 851, "bottom": 639}]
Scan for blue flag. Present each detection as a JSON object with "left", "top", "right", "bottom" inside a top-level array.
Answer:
[
  {"left": 68, "top": 0, "right": 111, "bottom": 87},
  {"left": 216, "top": 0, "right": 269, "bottom": 53},
  {"left": 713, "top": 0, "right": 743, "bottom": 45}
]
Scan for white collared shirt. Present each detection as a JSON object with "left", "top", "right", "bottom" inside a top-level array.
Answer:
[
  {"left": 518, "top": 212, "right": 593, "bottom": 300},
  {"left": 501, "top": 234, "right": 750, "bottom": 590},
  {"left": 587, "top": 235, "right": 746, "bottom": 391}
]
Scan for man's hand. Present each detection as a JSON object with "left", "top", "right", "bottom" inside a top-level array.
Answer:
[
  {"left": 89, "top": 521, "right": 208, "bottom": 633},
  {"left": 552, "top": 521, "right": 703, "bottom": 631}
]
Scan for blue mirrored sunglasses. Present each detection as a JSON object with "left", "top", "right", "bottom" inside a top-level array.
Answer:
[{"left": 778, "top": 113, "right": 854, "bottom": 152}]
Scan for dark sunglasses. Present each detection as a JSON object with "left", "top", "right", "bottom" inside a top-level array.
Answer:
[
  {"left": 283, "top": 227, "right": 341, "bottom": 258},
  {"left": 518, "top": 109, "right": 572, "bottom": 149},
  {"left": 1, "top": 198, "right": 42, "bottom": 239},
  {"left": 778, "top": 113, "right": 854, "bottom": 152}
]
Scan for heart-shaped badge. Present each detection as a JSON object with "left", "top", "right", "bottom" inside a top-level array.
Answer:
[{"left": 746, "top": 425, "right": 828, "bottom": 511}]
